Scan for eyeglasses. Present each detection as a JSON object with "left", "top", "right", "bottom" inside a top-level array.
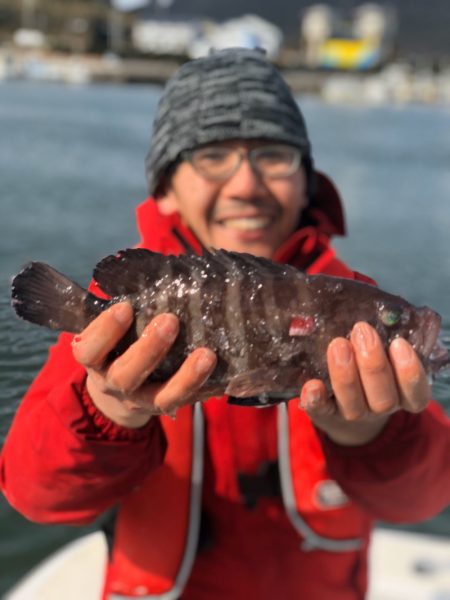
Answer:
[{"left": 182, "top": 144, "right": 301, "bottom": 180}]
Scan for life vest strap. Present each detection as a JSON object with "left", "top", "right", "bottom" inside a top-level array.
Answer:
[
  {"left": 277, "top": 403, "right": 363, "bottom": 553},
  {"left": 108, "top": 403, "right": 205, "bottom": 600}
]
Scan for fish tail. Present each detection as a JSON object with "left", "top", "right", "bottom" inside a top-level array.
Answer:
[{"left": 11, "top": 262, "right": 108, "bottom": 333}]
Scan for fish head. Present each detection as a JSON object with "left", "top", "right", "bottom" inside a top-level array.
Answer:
[
  {"left": 305, "top": 275, "right": 450, "bottom": 376},
  {"left": 372, "top": 295, "right": 449, "bottom": 375}
]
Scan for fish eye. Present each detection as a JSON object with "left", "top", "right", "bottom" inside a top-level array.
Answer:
[{"left": 380, "top": 307, "right": 402, "bottom": 327}]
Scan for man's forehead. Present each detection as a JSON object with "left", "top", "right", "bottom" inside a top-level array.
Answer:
[{"left": 194, "top": 139, "right": 293, "bottom": 150}]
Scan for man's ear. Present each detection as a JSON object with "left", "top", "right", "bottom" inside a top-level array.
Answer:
[{"left": 157, "top": 189, "right": 179, "bottom": 215}]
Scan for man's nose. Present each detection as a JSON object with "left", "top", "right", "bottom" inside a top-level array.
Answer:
[{"left": 222, "top": 156, "right": 266, "bottom": 198}]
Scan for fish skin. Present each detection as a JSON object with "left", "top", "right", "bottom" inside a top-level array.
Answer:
[{"left": 10, "top": 248, "right": 449, "bottom": 404}]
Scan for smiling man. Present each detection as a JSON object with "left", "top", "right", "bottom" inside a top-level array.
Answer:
[{"left": 2, "top": 48, "right": 450, "bottom": 600}]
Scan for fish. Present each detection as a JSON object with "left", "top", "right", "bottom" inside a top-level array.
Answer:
[{"left": 10, "top": 248, "right": 450, "bottom": 406}]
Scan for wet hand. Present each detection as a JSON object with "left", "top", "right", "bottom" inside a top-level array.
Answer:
[
  {"left": 300, "top": 321, "right": 432, "bottom": 446},
  {"left": 71, "top": 302, "right": 217, "bottom": 428}
]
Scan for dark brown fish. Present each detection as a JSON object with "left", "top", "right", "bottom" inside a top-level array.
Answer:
[{"left": 11, "top": 248, "right": 449, "bottom": 405}]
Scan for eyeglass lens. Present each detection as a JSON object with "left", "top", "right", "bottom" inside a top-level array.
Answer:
[{"left": 189, "top": 145, "right": 300, "bottom": 179}]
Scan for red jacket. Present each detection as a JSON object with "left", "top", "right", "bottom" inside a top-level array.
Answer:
[{"left": 2, "top": 182, "right": 450, "bottom": 600}]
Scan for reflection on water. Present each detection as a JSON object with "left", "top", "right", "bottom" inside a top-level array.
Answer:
[
  {"left": 0, "top": 297, "right": 55, "bottom": 438},
  {"left": 0, "top": 81, "right": 449, "bottom": 594}
]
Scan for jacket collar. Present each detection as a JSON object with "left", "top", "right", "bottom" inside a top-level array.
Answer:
[
  {"left": 303, "top": 170, "right": 346, "bottom": 237},
  {"left": 136, "top": 200, "right": 204, "bottom": 256}
]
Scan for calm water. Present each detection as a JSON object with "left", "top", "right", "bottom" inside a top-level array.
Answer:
[{"left": 1, "top": 81, "right": 450, "bottom": 594}]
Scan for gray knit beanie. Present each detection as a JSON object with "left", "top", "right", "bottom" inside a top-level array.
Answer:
[{"left": 146, "top": 47, "right": 312, "bottom": 196}]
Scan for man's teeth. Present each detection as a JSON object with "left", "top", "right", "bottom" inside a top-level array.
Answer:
[{"left": 221, "top": 217, "right": 271, "bottom": 231}]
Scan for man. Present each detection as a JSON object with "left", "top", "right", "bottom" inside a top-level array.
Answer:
[{"left": 2, "top": 48, "right": 450, "bottom": 600}]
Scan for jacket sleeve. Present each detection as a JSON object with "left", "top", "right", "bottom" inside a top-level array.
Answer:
[
  {"left": 320, "top": 402, "right": 450, "bottom": 522},
  {"left": 0, "top": 333, "right": 166, "bottom": 526}
]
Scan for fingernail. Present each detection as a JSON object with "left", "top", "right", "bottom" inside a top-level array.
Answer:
[
  {"left": 72, "top": 334, "right": 82, "bottom": 344},
  {"left": 195, "top": 351, "right": 216, "bottom": 376},
  {"left": 390, "top": 337, "right": 414, "bottom": 367},
  {"left": 300, "top": 384, "right": 322, "bottom": 410},
  {"left": 154, "top": 315, "right": 178, "bottom": 342},
  {"left": 111, "top": 303, "right": 132, "bottom": 324},
  {"left": 331, "top": 339, "right": 353, "bottom": 366},
  {"left": 162, "top": 407, "right": 178, "bottom": 420},
  {"left": 353, "top": 322, "right": 377, "bottom": 355}
]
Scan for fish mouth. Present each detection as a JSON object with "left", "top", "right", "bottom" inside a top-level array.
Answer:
[
  {"left": 428, "top": 340, "right": 450, "bottom": 374},
  {"left": 410, "top": 307, "right": 449, "bottom": 373}
]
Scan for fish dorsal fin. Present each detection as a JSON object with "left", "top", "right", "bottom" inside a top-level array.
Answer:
[
  {"left": 93, "top": 249, "right": 174, "bottom": 297},
  {"left": 93, "top": 248, "right": 218, "bottom": 297},
  {"left": 92, "top": 248, "right": 300, "bottom": 298},
  {"left": 208, "top": 249, "right": 301, "bottom": 280}
]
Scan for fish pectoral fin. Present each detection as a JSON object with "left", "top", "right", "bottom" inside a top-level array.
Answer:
[{"left": 225, "top": 368, "right": 287, "bottom": 398}]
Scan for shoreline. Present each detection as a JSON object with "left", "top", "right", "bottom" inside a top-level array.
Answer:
[{"left": 2, "top": 48, "right": 450, "bottom": 106}]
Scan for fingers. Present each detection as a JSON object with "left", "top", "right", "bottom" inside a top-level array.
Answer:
[
  {"left": 99, "top": 347, "right": 217, "bottom": 419},
  {"left": 149, "top": 348, "right": 217, "bottom": 414},
  {"left": 349, "top": 322, "right": 399, "bottom": 414},
  {"left": 327, "top": 337, "right": 367, "bottom": 420},
  {"left": 102, "top": 314, "right": 179, "bottom": 393},
  {"left": 300, "top": 377, "right": 390, "bottom": 446},
  {"left": 107, "top": 346, "right": 217, "bottom": 413},
  {"left": 389, "top": 337, "right": 431, "bottom": 412},
  {"left": 299, "top": 322, "right": 432, "bottom": 447},
  {"left": 72, "top": 302, "right": 134, "bottom": 369},
  {"left": 72, "top": 302, "right": 218, "bottom": 425},
  {"left": 301, "top": 324, "right": 404, "bottom": 446},
  {"left": 310, "top": 322, "right": 431, "bottom": 423}
]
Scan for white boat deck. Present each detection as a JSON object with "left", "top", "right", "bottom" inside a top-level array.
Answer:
[
  {"left": 5, "top": 528, "right": 450, "bottom": 599},
  {"left": 368, "top": 529, "right": 450, "bottom": 600}
]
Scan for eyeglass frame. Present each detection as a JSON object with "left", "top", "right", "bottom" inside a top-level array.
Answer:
[{"left": 180, "top": 143, "right": 302, "bottom": 181}]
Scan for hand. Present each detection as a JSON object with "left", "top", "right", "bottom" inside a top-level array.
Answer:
[
  {"left": 300, "top": 321, "right": 432, "bottom": 446},
  {"left": 71, "top": 302, "right": 217, "bottom": 428}
]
